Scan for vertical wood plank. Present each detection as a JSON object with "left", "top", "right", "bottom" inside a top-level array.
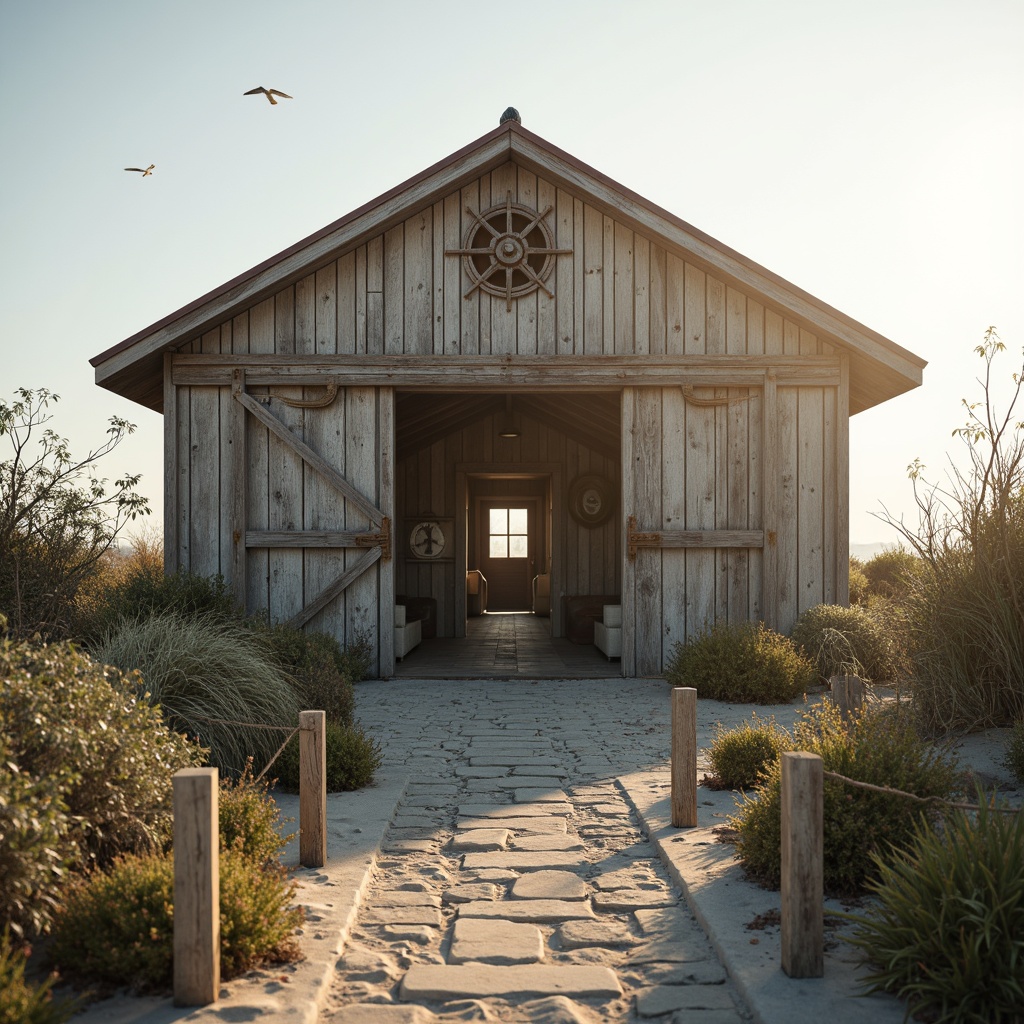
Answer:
[
  {"left": 536, "top": 175, "right": 557, "bottom": 355},
  {"left": 188, "top": 387, "right": 220, "bottom": 578},
  {"left": 761, "top": 372, "right": 778, "bottom": 629},
  {"left": 459, "top": 179, "right": 480, "bottom": 355},
  {"left": 338, "top": 252, "right": 357, "bottom": 355},
  {"left": 777, "top": 386, "right": 799, "bottom": 632},
  {"left": 665, "top": 254, "right": 685, "bottom": 356},
  {"left": 671, "top": 688, "right": 697, "bottom": 827},
  {"left": 556, "top": 187, "right": 575, "bottom": 355},
  {"left": 685, "top": 396, "right": 716, "bottom": 638},
  {"left": 316, "top": 262, "right": 338, "bottom": 355},
  {"left": 383, "top": 224, "right": 404, "bottom": 354},
  {"left": 583, "top": 203, "right": 603, "bottom": 355},
  {"left": 683, "top": 262, "right": 705, "bottom": 354},
  {"left": 613, "top": 221, "right": 633, "bottom": 354},
  {"left": 295, "top": 273, "right": 316, "bottom": 355},
  {"left": 649, "top": 243, "right": 667, "bottom": 356},
  {"left": 345, "top": 388, "right": 378, "bottom": 654},
  {"left": 633, "top": 234, "right": 649, "bottom": 356},
  {"left": 836, "top": 354, "right": 850, "bottom": 604},
  {"left": 705, "top": 275, "right": 725, "bottom": 354},
  {"left": 404, "top": 210, "right": 432, "bottom": 355},
  {"left": 231, "top": 370, "right": 248, "bottom": 609},
  {"left": 620, "top": 388, "right": 637, "bottom": 675},
  {"left": 366, "top": 235, "right": 384, "bottom": 355},
  {"left": 797, "top": 387, "right": 824, "bottom": 614},
  {"left": 267, "top": 392, "right": 305, "bottom": 625},
  {"left": 661, "top": 387, "right": 686, "bottom": 659},
  {"left": 378, "top": 387, "right": 395, "bottom": 678},
  {"left": 164, "top": 354, "right": 179, "bottom": 574},
  {"left": 299, "top": 710, "right": 326, "bottom": 868},
  {"left": 173, "top": 768, "right": 219, "bottom": 1007},
  {"left": 781, "top": 752, "right": 824, "bottom": 978},
  {"left": 633, "top": 388, "right": 662, "bottom": 676},
  {"left": 175, "top": 382, "right": 190, "bottom": 571}
]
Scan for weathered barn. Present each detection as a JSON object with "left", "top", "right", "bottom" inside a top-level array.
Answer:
[{"left": 91, "top": 115, "right": 925, "bottom": 679}]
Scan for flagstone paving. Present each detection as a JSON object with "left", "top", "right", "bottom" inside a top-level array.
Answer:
[{"left": 320, "top": 678, "right": 749, "bottom": 1023}]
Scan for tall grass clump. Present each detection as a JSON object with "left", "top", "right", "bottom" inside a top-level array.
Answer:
[
  {"left": 731, "top": 702, "right": 959, "bottom": 896},
  {"left": 94, "top": 612, "right": 299, "bottom": 776},
  {"left": 666, "top": 621, "right": 816, "bottom": 704},
  {"left": 877, "top": 331, "right": 1024, "bottom": 732},
  {"left": 844, "top": 793, "right": 1024, "bottom": 1023}
]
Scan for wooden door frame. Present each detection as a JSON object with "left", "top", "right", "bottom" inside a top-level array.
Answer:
[{"left": 455, "top": 462, "right": 563, "bottom": 637}]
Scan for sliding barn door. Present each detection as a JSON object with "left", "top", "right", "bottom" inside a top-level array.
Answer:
[{"left": 167, "top": 369, "right": 395, "bottom": 677}]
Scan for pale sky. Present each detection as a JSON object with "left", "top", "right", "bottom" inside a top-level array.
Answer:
[{"left": 2, "top": 0, "right": 1021, "bottom": 548}]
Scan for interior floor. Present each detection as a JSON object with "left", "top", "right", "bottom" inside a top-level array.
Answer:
[{"left": 391, "top": 612, "right": 622, "bottom": 679}]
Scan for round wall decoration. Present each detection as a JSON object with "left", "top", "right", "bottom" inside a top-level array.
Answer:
[
  {"left": 409, "top": 521, "right": 447, "bottom": 559},
  {"left": 445, "top": 191, "right": 571, "bottom": 311},
  {"left": 568, "top": 474, "right": 615, "bottom": 528}
]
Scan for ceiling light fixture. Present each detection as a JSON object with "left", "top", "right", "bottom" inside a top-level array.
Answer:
[{"left": 498, "top": 395, "right": 520, "bottom": 438}]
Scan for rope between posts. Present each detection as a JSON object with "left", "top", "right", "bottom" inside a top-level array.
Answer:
[
  {"left": 821, "top": 770, "right": 1020, "bottom": 814},
  {"left": 186, "top": 713, "right": 301, "bottom": 783}
]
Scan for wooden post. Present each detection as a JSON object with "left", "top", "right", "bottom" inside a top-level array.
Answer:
[
  {"left": 827, "top": 674, "right": 865, "bottom": 723},
  {"left": 173, "top": 767, "right": 219, "bottom": 1007},
  {"left": 299, "top": 710, "right": 327, "bottom": 868},
  {"left": 780, "top": 752, "right": 824, "bottom": 978},
  {"left": 671, "top": 687, "right": 697, "bottom": 827}
]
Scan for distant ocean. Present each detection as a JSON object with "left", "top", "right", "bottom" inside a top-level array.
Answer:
[{"left": 850, "top": 541, "right": 905, "bottom": 560}]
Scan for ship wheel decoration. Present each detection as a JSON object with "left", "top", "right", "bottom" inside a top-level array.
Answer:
[{"left": 446, "top": 191, "right": 572, "bottom": 311}]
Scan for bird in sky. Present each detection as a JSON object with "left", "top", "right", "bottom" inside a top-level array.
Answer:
[
  {"left": 124, "top": 164, "right": 155, "bottom": 176},
  {"left": 244, "top": 86, "right": 292, "bottom": 105}
]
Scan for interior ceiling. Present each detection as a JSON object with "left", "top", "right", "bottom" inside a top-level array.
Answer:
[{"left": 395, "top": 392, "right": 621, "bottom": 463}]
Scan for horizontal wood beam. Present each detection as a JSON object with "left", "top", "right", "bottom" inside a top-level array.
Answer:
[
  {"left": 176, "top": 354, "right": 840, "bottom": 391},
  {"left": 246, "top": 530, "right": 372, "bottom": 548},
  {"left": 627, "top": 515, "right": 764, "bottom": 561}
]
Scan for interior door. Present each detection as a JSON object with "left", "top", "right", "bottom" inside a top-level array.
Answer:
[{"left": 479, "top": 501, "right": 535, "bottom": 611}]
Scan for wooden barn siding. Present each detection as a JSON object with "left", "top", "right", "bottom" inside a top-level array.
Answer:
[
  {"left": 180, "top": 163, "right": 838, "bottom": 362},
  {"left": 168, "top": 365, "right": 391, "bottom": 672},
  {"left": 395, "top": 411, "right": 618, "bottom": 638}
]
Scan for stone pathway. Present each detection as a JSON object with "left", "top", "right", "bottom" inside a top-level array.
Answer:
[{"left": 321, "top": 679, "right": 750, "bottom": 1023}]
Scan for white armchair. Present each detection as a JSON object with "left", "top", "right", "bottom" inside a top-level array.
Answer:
[
  {"left": 594, "top": 604, "right": 622, "bottom": 660},
  {"left": 394, "top": 604, "right": 422, "bottom": 661}
]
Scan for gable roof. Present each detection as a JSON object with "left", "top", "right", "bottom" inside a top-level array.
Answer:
[{"left": 91, "top": 119, "right": 925, "bottom": 414}]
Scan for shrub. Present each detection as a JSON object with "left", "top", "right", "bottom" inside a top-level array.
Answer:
[
  {"left": 0, "top": 928, "right": 76, "bottom": 1024},
  {"left": 49, "top": 849, "right": 302, "bottom": 993},
  {"left": 862, "top": 547, "right": 924, "bottom": 601},
  {"left": 844, "top": 793, "right": 1024, "bottom": 1023},
  {"left": 666, "top": 621, "right": 815, "bottom": 704},
  {"left": 219, "top": 760, "right": 293, "bottom": 868},
  {"left": 0, "top": 388, "right": 150, "bottom": 641},
  {"left": 877, "top": 331, "right": 1024, "bottom": 731},
  {"left": 0, "top": 752, "right": 68, "bottom": 942},
  {"left": 274, "top": 721, "right": 383, "bottom": 793},
  {"left": 1004, "top": 719, "right": 1024, "bottom": 785},
  {"left": 0, "top": 640, "right": 201, "bottom": 885},
  {"left": 731, "top": 702, "right": 959, "bottom": 896},
  {"left": 335, "top": 629, "right": 374, "bottom": 682},
  {"left": 790, "top": 603, "right": 898, "bottom": 684},
  {"left": 848, "top": 557, "right": 869, "bottom": 606},
  {"left": 263, "top": 624, "right": 355, "bottom": 727},
  {"left": 94, "top": 612, "right": 299, "bottom": 777},
  {"left": 77, "top": 567, "right": 242, "bottom": 646},
  {"left": 706, "top": 715, "right": 788, "bottom": 790}
]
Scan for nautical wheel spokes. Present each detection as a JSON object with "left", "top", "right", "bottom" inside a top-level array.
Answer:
[{"left": 446, "top": 191, "right": 571, "bottom": 311}]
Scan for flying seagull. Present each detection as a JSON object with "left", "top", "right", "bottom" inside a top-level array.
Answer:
[
  {"left": 124, "top": 164, "right": 155, "bottom": 176},
  {"left": 244, "top": 86, "right": 292, "bottom": 105}
]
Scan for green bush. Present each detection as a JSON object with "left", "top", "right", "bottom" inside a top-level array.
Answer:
[
  {"left": 666, "top": 622, "right": 815, "bottom": 704},
  {"left": 848, "top": 557, "right": 869, "bottom": 606},
  {"left": 0, "top": 928, "right": 76, "bottom": 1024},
  {"left": 219, "top": 760, "right": 293, "bottom": 868},
  {"left": 263, "top": 624, "right": 355, "bottom": 727},
  {"left": 49, "top": 849, "right": 302, "bottom": 993},
  {"left": 274, "top": 721, "right": 383, "bottom": 793},
  {"left": 790, "top": 603, "right": 898, "bottom": 683},
  {"left": 77, "top": 567, "right": 242, "bottom": 645},
  {"left": 1004, "top": 719, "right": 1024, "bottom": 785},
  {"left": 0, "top": 639, "right": 202, "bottom": 938},
  {"left": 862, "top": 547, "right": 924, "bottom": 601},
  {"left": 94, "top": 613, "right": 299, "bottom": 777},
  {"left": 706, "top": 715, "right": 788, "bottom": 790},
  {"left": 731, "top": 702, "right": 959, "bottom": 896},
  {"left": 844, "top": 793, "right": 1024, "bottom": 1023},
  {"left": 0, "top": 752, "right": 68, "bottom": 942}
]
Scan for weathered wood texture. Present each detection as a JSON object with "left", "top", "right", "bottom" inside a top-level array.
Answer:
[
  {"left": 168, "top": 163, "right": 849, "bottom": 671},
  {"left": 172, "top": 768, "right": 219, "bottom": 1007},
  {"left": 179, "top": 164, "right": 836, "bottom": 364},
  {"left": 299, "top": 710, "right": 327, "bottom": 868},
  {"left": 168, "top": 376, "right": 393, "bottom": 676},
  {"left": 671, "top": 687, "right": 697, "bottom": 827}
]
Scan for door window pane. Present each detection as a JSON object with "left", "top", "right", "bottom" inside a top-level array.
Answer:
[{"left": 488, "top": 507, "right": 528, "bottom": 560}]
